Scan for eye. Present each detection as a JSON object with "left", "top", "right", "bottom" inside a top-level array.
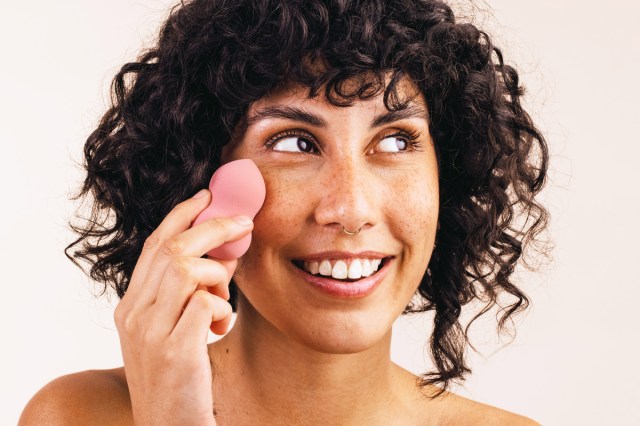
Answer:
[
  {"left": 377, "top": 136, "right": 409, "bottom": 153},
  {"left": 266, "top": 130, "right": 319, "bottom": 154},
  {"left": 370, "top": 130, "right": 422, "bottom": 154}
]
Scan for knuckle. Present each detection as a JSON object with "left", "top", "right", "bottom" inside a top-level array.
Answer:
[
  {"left": 191, "top": 289, "right": 214, "bottom": 310},
  {"left": 121, "top": 316, "right": 136, "bottom": 335},
  {"left": 223, "top": 304, "right": 233, "bottom": 318},
  {"left": 114, "top": 306, "right": 135, "bottom": 334},
  {"left": 217, "top": 299, "right": 232, "bottom": 317},
  {"left": 143, "top": 233, "right": 161, "bottom": 250},
  {"left": 215, "top": 263, "right": 230, "bottom": 283},
  {"left": 167, "top": 257, "right": 193, "bottom": 279},
  {"left": 161, "top": 238, "right": 185, "bottom": 257},
  {"left": 141, "top": 328, "right": 162, "bottom": 347},
  {"left": 113, "top": 304, "right": 125, "bottom": 327},
  {"left": 161, "top": 349, "right": 178, "bottom": 364},
  {"left": 203, "top": 218, "right": 227, "bottom": 235}
]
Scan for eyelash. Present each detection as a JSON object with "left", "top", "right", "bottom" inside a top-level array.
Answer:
[{"left": 264, "top": 128, "right": 423, "bottom": 154}]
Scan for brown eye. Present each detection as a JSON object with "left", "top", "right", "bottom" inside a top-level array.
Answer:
[
  {"left": 271, "top": 136, "right": 317, "bottom": 153},
  {"left": 266, "top": 130, "right": 318, "bottom": 154}
]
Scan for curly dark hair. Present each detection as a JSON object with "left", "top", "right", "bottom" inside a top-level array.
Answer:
[{"left": 65, "top": 0, "right": 549, "bottom": 395}]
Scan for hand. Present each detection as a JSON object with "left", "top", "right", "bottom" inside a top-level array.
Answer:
[{"left": 113, "top": 189, "right": 253, "bottom": 426}]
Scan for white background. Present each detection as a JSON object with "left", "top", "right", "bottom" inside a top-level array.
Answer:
[{"left": 2, "top": 1, "right": 639, "bottom": 424}]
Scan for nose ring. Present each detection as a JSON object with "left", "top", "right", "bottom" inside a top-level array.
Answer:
[{"left": 342, "top": 225, "right": 362, "bottom": 235}]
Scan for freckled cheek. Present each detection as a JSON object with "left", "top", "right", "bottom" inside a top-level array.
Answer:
[
  {"left": 385, "top": 178, "right": 438, "bottom": 249},
  {"left": 249, "top": 170, "right": 311, "bottom": 246}
]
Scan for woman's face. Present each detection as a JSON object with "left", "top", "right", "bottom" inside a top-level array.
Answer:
[{"left": 221, "top": 78, "right": 439, "bottom": 353}]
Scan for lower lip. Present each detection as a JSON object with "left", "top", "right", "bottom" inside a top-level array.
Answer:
[{"left": 292, "top": 258, "right": 393, "bottom": 298}]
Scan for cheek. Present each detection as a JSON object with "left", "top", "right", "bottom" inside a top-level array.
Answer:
[
  {"left": 237, "top": 167, "right": 311, "bottom": 266},
  {"left": 384, "top": 178, "right": 438, "bottom": 288},
  {"left": 255, "top": 168, "right": 308, "bottom": 231},
  {"left": 385, "top": 174, "right": 438, "bottom": 294},
  {"left": 384, "top": 170, "right": 438, "bottom": 237}
]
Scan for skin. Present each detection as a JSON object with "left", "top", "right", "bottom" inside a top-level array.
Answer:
[
  {"left": 19, "top": 78, "right": 539, "bottom": 425},
  {"left": 211, "top": 79, "right": 439, "bottom": 424}
]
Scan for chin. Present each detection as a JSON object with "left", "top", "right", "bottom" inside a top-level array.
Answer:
[
  {"left": 304, "top": 337, "right": 380, "bottom": 355},
  {"left": 235, "top": 265, "right": 406, "bottom": 354},
  {"left": 286, "top": 313, "right": 393, "bottom": 355}
]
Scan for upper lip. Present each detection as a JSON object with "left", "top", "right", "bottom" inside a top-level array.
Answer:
[{"left": 292, "top": 251, "right": 393, "bottom": 261}]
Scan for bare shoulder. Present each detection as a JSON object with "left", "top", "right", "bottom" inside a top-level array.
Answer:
[
  {"left": 19, "top": 367, "right": 132, "bottom": 426},
  {"left": 394, "top": 366, "right": 539, "bottom": 426},
  {"left": 416, "top": 388, "right": 540, "bottom": 426}
]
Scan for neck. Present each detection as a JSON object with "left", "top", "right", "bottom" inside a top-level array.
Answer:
[{"left": 209, "top": 297, "right": 412, "bottom": 425}]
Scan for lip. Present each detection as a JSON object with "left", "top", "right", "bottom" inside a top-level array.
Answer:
[{"left": 292, "top": 256, "right": 394, "bottom": 298}]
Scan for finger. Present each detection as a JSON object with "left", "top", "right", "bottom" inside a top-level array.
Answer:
[
  {"left": 148, "top": 257, "right": 230, "bottom": 336},
  {"left": 209, "top": 258, "right": 238, "bottom": 286},
  {"left": 172, "top": 291, "right": 233, "bottom": 344},
  {"left": 210, "top": 313, "right": 233, "bottom": 336},
  {"left": 139, "top": 217, "right": 252, "bottom": 306},
  {"left": 126, "top": 190, "right": 212, "bottom": 301}
]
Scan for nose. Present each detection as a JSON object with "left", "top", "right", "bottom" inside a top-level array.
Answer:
[{"left": 313, "top": 155, "right": 379, "bottom": 234}]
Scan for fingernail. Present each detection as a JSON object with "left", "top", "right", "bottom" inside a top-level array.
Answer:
[
  {"left": 232, "top": 215, "right": 253, "bottom": 226},
  {"left": 193, "top": 189, "right": 208, "bottom": 199}
]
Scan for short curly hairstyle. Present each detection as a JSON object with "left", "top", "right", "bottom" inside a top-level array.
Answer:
[{"left": 65, "top": 0, "right": 549, "bottom": 394}]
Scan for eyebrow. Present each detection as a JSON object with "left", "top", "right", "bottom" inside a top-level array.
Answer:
[{"left": 246, "top": 104, "right": 428, "bottom": 129}]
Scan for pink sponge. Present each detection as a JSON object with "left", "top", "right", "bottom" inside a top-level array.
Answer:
[{"left": 191, "top": 159, "right": 266, "bottom": 260}]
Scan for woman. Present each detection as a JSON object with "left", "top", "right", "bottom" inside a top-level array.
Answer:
[{"left": 20, "top": 0, "right": 549, "bottom": 424}]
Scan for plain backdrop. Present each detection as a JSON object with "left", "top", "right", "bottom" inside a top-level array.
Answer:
[{"left": 2, "top": 1, "right": 639, "bottom": 424}]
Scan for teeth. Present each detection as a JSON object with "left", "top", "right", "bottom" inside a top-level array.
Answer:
[
  {"left": 302, "top": 258, "right": 385, "bottom": 280},
  {"left": 362, "top": 259, "right": 372, "bottom": 277},
  {"left": 372, "top": 259, "right": 381, "bottom": 270},
  {"left": 332, "top": 260, "right": 348, "bottom": 279},
  {"left": 347, "top": 259, "right": 362, "bottom": 279},
  {"left": 319, "top": 260, "right": 332, "bottom": 276}
]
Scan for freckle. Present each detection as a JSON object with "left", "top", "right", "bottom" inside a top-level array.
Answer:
[{"left": 226, "top": 348, "right": 229, "bottom": 354}]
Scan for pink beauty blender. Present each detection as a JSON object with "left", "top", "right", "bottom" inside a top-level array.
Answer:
[{"left": 191, "top": 159, "right": 266, "bottom": 260}]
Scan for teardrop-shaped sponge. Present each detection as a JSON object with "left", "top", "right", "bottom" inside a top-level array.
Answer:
[{"left": 191, "top": 159, "right": 266, "bottom": 260}]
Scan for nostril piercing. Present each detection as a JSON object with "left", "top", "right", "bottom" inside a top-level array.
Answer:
[{"left": 342, "top": 225, "right": 362, "bottom": 235}]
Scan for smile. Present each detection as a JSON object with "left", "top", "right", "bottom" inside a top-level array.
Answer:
[
  {"left": 291, "top": 256, "right": 394, "bottom": 298},
  {"left": 291, "top": 256, "right": 392, "bottom": 282}
]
